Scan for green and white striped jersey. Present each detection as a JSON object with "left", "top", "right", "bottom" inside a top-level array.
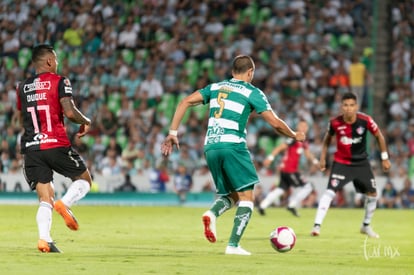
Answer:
[{"left": 199, "top": 78, "right": 272, "bottom": 151}]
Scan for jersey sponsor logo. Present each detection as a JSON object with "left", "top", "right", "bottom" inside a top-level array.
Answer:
[
  {"left": 23, "top": 79, "right": 51, "bottom": 93},
  {"left": 25, "top": 132, "right": 58, "bottom": 148},
  {"left": 207, "top": 120, "right": 225, "bottom": 136},
  {"left": 64, "top": 86, "right": 72, "bottom": 94},
  {"left": 338, "top": 125, "right": 347, "bottom": 130},
  {"left": 27, "top": 92, "right": 47, "bottom": 102},
  {"left": 340, "top": 136, "right": 362, "bottom": 145},
  {"left": 206, "top": 136, "right": 221, "bottom": 144},
  {"left": 206, "top": 121, "right": 224, "bottom": 144},
  {"left": 34, "top": 133, "right": 48, "bottom": 141}
]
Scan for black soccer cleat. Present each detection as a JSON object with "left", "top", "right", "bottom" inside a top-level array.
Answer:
[
  {"left": 287, "top": 207, "right": 300, "bottom": 217},
  {"left": 257, "top": 207, "right": 266, "bottom": 216}
]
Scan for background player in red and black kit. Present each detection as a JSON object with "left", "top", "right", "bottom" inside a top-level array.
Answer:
[
  {"left": 258, "top": 120, "right": 318, "bottom": 217},
  {"left": 16, "top": 44, "right": 92, "bottom": 252},
  {"left": 311, "top": 92, "right": 391, "bottom": 238}
]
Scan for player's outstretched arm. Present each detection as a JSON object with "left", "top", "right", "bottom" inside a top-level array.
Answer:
[
  {"left": 161, "top": 91, "right": 203, "bottom": 156},
  {"left": 261, "top": 110, "right": 305, "bottom": 141}
]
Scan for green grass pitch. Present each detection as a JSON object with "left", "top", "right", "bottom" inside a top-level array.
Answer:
[{"left": 0, "top": 205, "right": 412, "bottom": 275}]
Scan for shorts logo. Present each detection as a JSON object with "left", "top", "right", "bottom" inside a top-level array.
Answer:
[
  {"left": 332, "top": 173, "right": 345, "bottom": 180},
  {"left": 331, "top": 179, "right": 339, "bottom": 187}
]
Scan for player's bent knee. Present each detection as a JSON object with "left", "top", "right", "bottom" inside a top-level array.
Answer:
[{"left": 325, "top": 189, "right": 336, "bottom": 199}]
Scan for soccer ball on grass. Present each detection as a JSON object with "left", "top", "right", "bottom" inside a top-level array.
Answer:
[{"left": 270, "top": 226, "right": 296, "bottom": 253}]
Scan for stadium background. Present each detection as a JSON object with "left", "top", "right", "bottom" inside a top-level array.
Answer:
[{"left": 0, "top": 0, "right": 413, "bottom": 207}]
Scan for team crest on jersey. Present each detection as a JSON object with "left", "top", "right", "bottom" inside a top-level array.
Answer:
[{"left": 356, "top": 126, "right": 365, "bottom": 135}]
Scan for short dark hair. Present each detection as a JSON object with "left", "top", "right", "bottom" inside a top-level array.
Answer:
[
  {"left": 31, "top": 44, "right": 54, "bottom": 63},
  {"left": 341, "top": 92, "right": 357, "bottom": 102},
  {"left": 232, "top": 55, "right": 254, "bottom": 74}
]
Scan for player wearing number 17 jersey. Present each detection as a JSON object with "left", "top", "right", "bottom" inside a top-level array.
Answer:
[
  {"left": 311, "top": 92, "right": 391, "bottom": 238},
  {"left": 162, "top": 55, "right": 306, "bottom": 255},
  {"left": 16, "top": 44, "right": 92, "bottom": 253}
]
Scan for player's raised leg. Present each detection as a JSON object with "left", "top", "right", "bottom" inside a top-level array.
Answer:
[
  {"left": 202, "top": 196, "right": 234, "bottom": 243},
  {"left": 55, "top": 172, "right": 91, "bottom": 230}
]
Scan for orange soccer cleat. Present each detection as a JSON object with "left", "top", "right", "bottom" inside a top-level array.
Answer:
[
  {"left": 38, "top": 239, "right": 62, "bottom": 253},
  {"left": 54, "top": 200, "right": 79, "bottom": 231}
]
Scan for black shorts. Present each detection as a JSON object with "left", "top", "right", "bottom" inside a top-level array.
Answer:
[
  {"left": 23, "top": 146, "right": 87, "bottom": 190},
  {"left": 327, "top": 160, "right": 376, "bottom": 194},
  {"left": 278, "top": 172, "right": 307, "bottom": 191}
]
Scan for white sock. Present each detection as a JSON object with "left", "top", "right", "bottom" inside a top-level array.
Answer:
[
  {"left": 363, "top": 196, "right": 378, "bottom": 225},
  {"left": 288, "top": 183, "right": 313, "bottom": 208},
  {"left": 314, "top": 189, "right": 336, "bottom": 225},
  {"left": 37, "top": 201, "right": 53, "bottom": 242},
  {"left": 260, "top": 188, "right": 284, "bottom": 209},
  {"left": 61, "top": 179, "right": 90, "bottom": 208}
]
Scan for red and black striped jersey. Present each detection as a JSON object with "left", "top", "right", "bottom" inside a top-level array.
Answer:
[
  {"left": 16, "top": 72, "right": 72, "bottom": 153},
  {"left": 329, "top": 112, "right": 379, "bottom": 164},
  {"left": 279, "top": 138, "right": 309, "bottom": 173}
]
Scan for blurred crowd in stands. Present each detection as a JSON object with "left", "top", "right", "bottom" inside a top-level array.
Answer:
[{"left": 0, "top": 0, "right": 413, "bottom": 207}]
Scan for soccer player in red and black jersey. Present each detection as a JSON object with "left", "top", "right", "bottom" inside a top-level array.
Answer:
[
  {"left": 311, "top": 92, "right": 391, "bottom": 238},
  {"left": 16, "top": 44, "right": 92, "bottom": 253},
  {"left": 258, "top": 120, "right": 318, "bottom": 217}
]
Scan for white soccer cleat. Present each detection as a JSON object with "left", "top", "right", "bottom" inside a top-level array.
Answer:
[
  {"left": 360, "top": 225, "right": 379, "bottom": 238},
  {"left": 202, "top": 211, "right": 217, "bottom": 243},
  {"left": 225, "top": 246, "right": 251, "bottom": 256},
  {"left": 310, "top": 225, "right": 320, "bottom": 236}
]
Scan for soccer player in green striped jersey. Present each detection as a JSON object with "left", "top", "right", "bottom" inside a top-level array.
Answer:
[{"left": 162, "top": 55, "right": 306, "bottom": 255}]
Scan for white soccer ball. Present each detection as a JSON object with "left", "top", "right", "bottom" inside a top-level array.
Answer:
[{"left": 270, "top": 226, "right": 296, "bottom": 253}]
